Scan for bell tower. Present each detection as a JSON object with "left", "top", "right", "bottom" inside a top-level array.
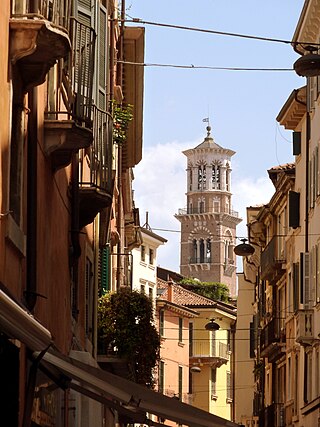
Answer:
[{"left": 175, "top": 124, "right": 241, "bottom": 296}]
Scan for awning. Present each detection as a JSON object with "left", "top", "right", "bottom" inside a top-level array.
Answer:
[
  {"left": 0, "top": 289, "right": 52, "bottom": 351},
  {"left": 37, "top": 350, "right": 239, "bottom": 427}
]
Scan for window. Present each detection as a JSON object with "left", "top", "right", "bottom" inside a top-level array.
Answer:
[
  {"left": 211, "top": 368, "right": 217, "bottom": 397},
  {"left": 211, "top": 331, "right": 216, "bottom": 356},
  {"left": 212, "top": 164, "right": 221, "bottom": 189},
  {"left": 159, "top": 310, "right": 164, "bottom": 337},
  {"left": 140, "top": 284, "right": 145, "bottom": 294},
  {"left": 189, "top": 168, "right": 193, "bottom": 191},
  {"left": 159, "top": 361, "right": 164, "bottom": 393},
  {"left": 206, "top": 239, "right": 211, "bottom": 262},
  {"left": 199, "top": 239, "right": 205, "bottom": 263},
  {"left": 178, "top": 366, "right": 183, "bottom": 400},
  {"left": 213, "top": 200, "right": 220, "bottom": 213},
  {"left": 179, "top": 317, "right": 183, "bottom": 342},
  {"left": 226, "top": 166, "right": 230, "bottom": 191},
  {"left": 226, "top": 371, "right": 232, "bottom": 401},
  {"left": 85, "top": 258, "right": 94, "bottom": 340},
  {"left": 149, "top": 287, "right": 153, "bottom": 300},
  {"left": 141, "top": 245, "right": 145, "bottom": 262},
  {"left": 149, "top": 248, "right": 154, "bottom": 265},
  {"left": 198, "top": 165, "right": 206, "bottom": 190},
  {"left": 189, "top": 323, "right": 193, "bottom": 357}
]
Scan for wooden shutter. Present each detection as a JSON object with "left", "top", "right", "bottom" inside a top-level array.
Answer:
[
  {"left": 300, "top": 252, "right": 311, "bottom": 309},
  {"left": 292, "top": 132, "right": 301, "bottom": 156},
  {"left": 293, "top": 262, "right": 299, "bottom": 312},
  {"left": 289, "top": 191, "right": 300, "bottom": 229}
]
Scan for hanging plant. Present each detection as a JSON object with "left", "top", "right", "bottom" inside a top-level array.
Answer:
[
  {"left": 98, "top": 287, "right": 161, "bottom": 388},
  {"left": 112, "top": 101, "right": 134, "bottom": 145}
]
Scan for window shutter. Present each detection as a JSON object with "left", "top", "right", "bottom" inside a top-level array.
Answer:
[
  {"left": 289, "top": 191, "right": 300, "bottom": 229},
  {"left": 293, "top": 262, "right": 299, "bottom": 312},
  {"left": 249, "top": 321, "right": 255, "bottom": 359},
  {"left": 300, "top": 252, "right": 311, "bottom": 309},
  {"left": 317, "top": 244, "right": 320, "bottom": 303},
  {"left": 292, "top": 132, "right": 301, "bottom": 156},
  {"left": 99, "top": 246, "right": 110, "bottom": 295},
  {"left": 97, "top": 4, "right": 108, "bottom": 110}
]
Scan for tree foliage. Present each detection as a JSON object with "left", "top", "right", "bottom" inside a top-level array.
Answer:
[
  {"left": 97, "top": 287, "right": 160, "bottom": 388},
  {"left": 178, "top": 278, "right": 230, "bottom": 302}
]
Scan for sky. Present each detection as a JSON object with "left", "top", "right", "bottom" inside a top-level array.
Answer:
[{"left": 128, "top": 1, "right": 306, "bottom": 273}]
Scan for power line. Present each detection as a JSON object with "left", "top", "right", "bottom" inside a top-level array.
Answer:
[
  {"left": 118, "top": 60, "right": 293, "bottom": 72},
  {"left": 121, "top": 18, "right": 319, "bottom": 47}
]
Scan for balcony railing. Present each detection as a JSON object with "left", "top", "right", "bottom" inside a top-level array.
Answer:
[
  {"left": 295, "top": 309, "right": 314, "bottom": 345},
  {"left": 177, "top": 207, "right": 239, "bottom": 217},
  {"left": 43, "top": 18, "right": 96, "bottom": 170},
  {"left": 260, "top": 236, "right": 286, "bottom": 282},
  {"left": 263, "top": 403, "right": 285, "bottom": 427},
  {"left": 78, "top": 108, "right": 113, "bottom": 228},
  {"left": 190, "top": 339, "right": 229, "bottom": 368},
  {"left": 10, "top": 0, "right": 71, "bottom": 90},
  {"left": 189, "top": 256, "right": 212, "bottom": 264},
  {"left": 260, "top": 318, "right": 285, "bottom": 360}
]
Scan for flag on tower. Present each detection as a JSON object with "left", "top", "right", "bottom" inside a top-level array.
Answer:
[{"left": 202, "top": 117, "right": 209, "bottom": 123}]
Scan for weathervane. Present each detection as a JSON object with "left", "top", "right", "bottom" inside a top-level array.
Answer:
[{"left": 202, "top": 117, "right": 211, "bottom": 136}]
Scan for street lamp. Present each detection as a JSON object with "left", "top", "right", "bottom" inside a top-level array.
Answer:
[
  {"left": 205, "top": 318, "right": 220, "bottom": 331},
  {"left": 293, "top": 46, "right": 320, "bottom": 77},
  {"left": 234, "top": 238, "right": 255, "bottom": 256}
]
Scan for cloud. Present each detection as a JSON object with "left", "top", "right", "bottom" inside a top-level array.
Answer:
[{"left": 133, "top": 141, "right": 275, "bottom": 273}]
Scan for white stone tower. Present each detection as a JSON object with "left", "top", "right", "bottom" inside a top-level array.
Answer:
[{"left": 175, "top": 124, "right": 241, "bottom": 296}]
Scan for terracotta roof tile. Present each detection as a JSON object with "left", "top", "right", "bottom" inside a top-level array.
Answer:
[{"left": 157, "top": 279, "right": 216, "bottom": 307}]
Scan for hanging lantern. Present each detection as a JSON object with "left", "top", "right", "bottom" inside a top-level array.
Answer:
[
  {"left": 234, "top": 238, "right": 255, "bottom": 256},
  {"left": 205, "top": 319, "right": 220, "bottom": 331},
  {"left": 294, "top": 46, "right": 320, "bottom": 77}
]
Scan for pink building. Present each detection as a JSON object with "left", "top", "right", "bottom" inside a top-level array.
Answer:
[{"left": 156, "top": 279, "right": 198, "bottom": 410}]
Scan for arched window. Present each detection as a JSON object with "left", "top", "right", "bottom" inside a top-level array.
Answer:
[
  {"left": 189, "top": 168, "right": 193, "bottom": 191},
  {"left": 198, "top": 165, "right": 206, "bottom": 190},
  {"left": 198, "top": 166, "right": 203, "bottom": 190},
  {"left": 199, "top": 239, "right": 205, "bottom": 263},
  {"left": 192, "top": 239, "right": 197, "bottom": 263},
  {"left": 212, "top": 164, "right": 221, "bottom": 189},
  {"left": 206, "top": 239, "right": 211, "bottom": 262}
]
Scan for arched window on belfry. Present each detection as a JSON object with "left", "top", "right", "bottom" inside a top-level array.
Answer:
[
  {"left": 192, "top": 239, "right": 197, "bottom": 263},
  {"left": 206, "top": 238, "right": 211, "bottom": 262},
  {"left": 212, "top": 162, "right": 221, "bottom": 189},
  {"left": 199, "top": 239, "right": 205, "bottom": 263}
]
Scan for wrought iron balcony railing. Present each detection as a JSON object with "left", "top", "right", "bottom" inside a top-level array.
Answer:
[
  {"left": 260, "top": 236, "right": 286, "bottom": 282},
  {"left": 10, "top": 0, "right": 71, "bottom": 90},
  {"left": 78, "top": 107, "right": 113, "bottom": 228},
  {"left": 260, "top": 318, "right": 285, "bottom": 360}
]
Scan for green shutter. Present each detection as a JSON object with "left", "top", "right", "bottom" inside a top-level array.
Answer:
[{"left": 99, "top": 246, "right": 110, "bottom": 295}]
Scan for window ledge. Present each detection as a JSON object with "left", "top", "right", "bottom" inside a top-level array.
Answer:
[
  {"left": 178, "top": 341, "right": 184, "bottom": 347},
  {"left": 5, "top": 214, "right": 26, "bottom": 257}
]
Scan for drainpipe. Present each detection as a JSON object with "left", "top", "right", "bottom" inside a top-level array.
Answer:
[
  {"left": 109, "top": 8, "right": 115, "bottom": 107},
  {"left": 116, "top": 0, "right": 125, "bottom": 290},
  {"left": 25, "top": 88, "right": 38, "bottom": 312},
  {"left": 303, "top": 111, "right": 310, "bottom": 405},
  {"left": 70, "top": 154, "right": 81, "bottom": 318},
  {"left": 231, "top": 322, "right": 236, "bottom": 422},
  {"left": 305, "top": 112, "right": 310, "bottom": 253}
]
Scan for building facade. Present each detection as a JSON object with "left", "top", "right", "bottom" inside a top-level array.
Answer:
[
  {"left": 175, "top": 125, "right": 241, "bottom": 296},
  {"left": 156, "top": 279, "right": 237, "bottom": 422}
]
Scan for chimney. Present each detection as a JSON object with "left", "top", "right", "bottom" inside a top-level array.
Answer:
[{"left": 167, "top": 279, "right": 174, "bottom": 302}]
